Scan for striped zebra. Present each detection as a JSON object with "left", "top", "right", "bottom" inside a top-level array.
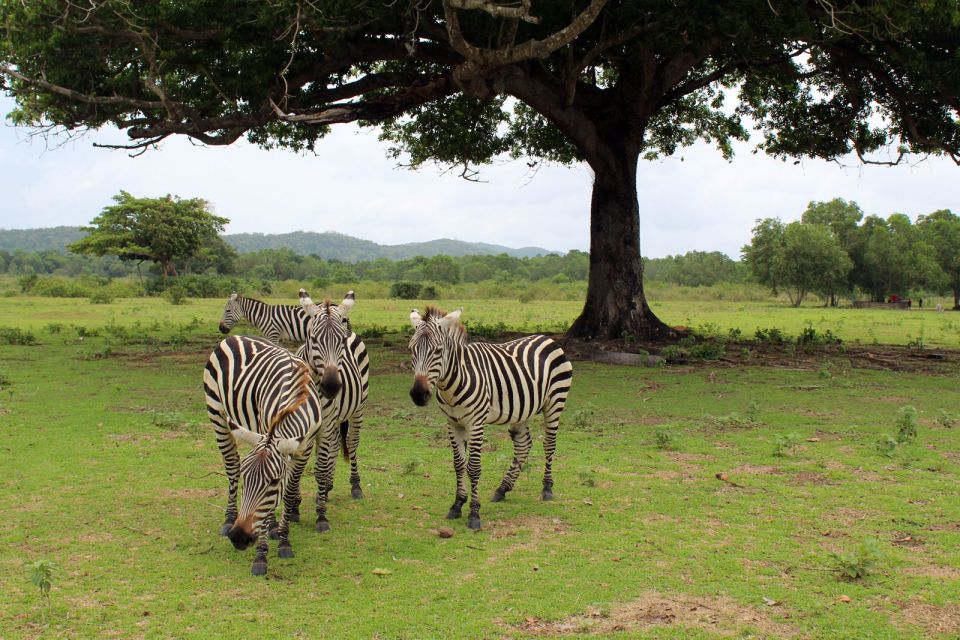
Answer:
[
  {"left": 408, "top": 306, "right": 573, "bottom": 530},
  {"left": 297, "top": 289, "right": 370, "bottom": 532},
  {"left": 203, "top": 335, "right": 324, "bottom": 575},
  {"left": 219, "top": 292, "right": 310, "bottom": 346}
]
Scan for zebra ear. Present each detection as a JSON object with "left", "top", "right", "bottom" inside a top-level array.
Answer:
[
  {"left": 229, "top": 292, "right": 237, "bottom": 301},
  {"left": 229, "top": 421, "right": 262, "bottom": 447},
  {"left": 410, "top": 309, "right": 423, "bottom": 328},
  {"left": 340, "top": 291, "right": 355, "bottom": 317},
  {"left": 276, "top": 437, "right": 303, "bottom": 456},
  {"left": 299, "top": 288, "right": 318, "bottom": 317},
  {"left": 440, "top": 308, "right": 463, "bottom": 327}
]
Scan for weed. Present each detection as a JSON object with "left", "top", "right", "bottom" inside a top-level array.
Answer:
[
  {"left": 150, "top": 411, "right": 187, "bottom": 430},
  {"left": 831, "top": 538, "right": 883, "bottom": 581},
  {"left": 744, "top": 400, "right": 761, "bottom": 423},
  {"left": 895, "top": 406, "right": 918, "bottom": 443},
  {"left": 402, "top": 457, "right": 423, "bottom": 476},
  {"left": 465, "top": 321, "right": 509, "bottom": 341},
  {"left": 570, "top": 403, "right": 597, "bottom": 431},
  {"left": 906, "top": 325, "right": 925, "bottom": 350},
  {"left": 660, "top": 345, "right": 684, "bottom": 361},
  {"left": 25, "top": 559, "right": 59, "bottom": 612},
  {"left": 688, "top": 341, "right": 726, "bottom": 361},
  {"left": 44, "top": 323, "right": 64, "bottom": 335},
  {"left": 653, "top": 428, "right": 677, "bottom": 451},
  {"left": 754, "top": 326, "right": 787, "bottom": 344},
  {"left": 76, "top": 326, "right": 100, "bottom": 338},
  {"left": 359, "top": 324, "right": 389, "bottom": 340},
  {"left": 578, "top": 469, "right": 597, "bottom": 487},
  {"left": 0, "top": 326, "right": 37, "bottom": 345},
  {"left": 818, "top": 364, "right": 833, "bottom": 380},
  {"left": 0, "top": 368, "right": 10, "bottom": 390},
  {"left": 935, "top": 409, "right": 955, "bottom": 429},
  {"left": 875, "top": 435, "right": 899, "bottom": 458},
  {"left": 771, "top": 432, "right": 801, "bottom": 457}
]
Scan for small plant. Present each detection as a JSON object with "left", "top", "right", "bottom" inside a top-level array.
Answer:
[
  {"left": 75, "top": 326, "right": 100, "bottom": 338},
  {"left": 578, "top": 469, "right": 597, "bottom": 487},
  {"left": 26, "top": 559, "right": 59, "bottom": 611},
  {"left": 906, "top": 325, "right": 925, "bottom": 350},
  {"left": 0, "top": 368, "right": 11, "bottom": 390},
  {"left": 44, "top": 323, "right": 64, "bottom": 334},
  {"left": 165, "top": 285, "right": 188, "bottom": 305},
  {"left": 402, "top": 457, "right": 423, "bottom": 476},
  {"left": 831, "top": 538, "right": 883, "bottom": 581},
  {"left": 818, "top": 364, "right": 833, "bottom": 380},
  {"left": 570, "top": 403, "right": 597, "bottom": 430},
  {"left": 687, "top": 341, "right": 726, "bottom": 361},
  {"left": 935, "top": 409, "right": 955, "bottom": 429},
  {"left": 358, "top": 324, "right": 389, "bottom": 340},
  {"left": 660, "top": 345, "right": 684, "bottom": 361},
  {"left": 754, "top": 326, "right": 787, "bottom": 344},
  {"left": 744, "top": 400, "right": 761, "bottom": 423},
  {"left": 771, "top": 432, "right": 801, "bottom": 457},
  {"left": 653, "top": 428, "right": 677, "bottom": 451},
  {"left": 875, "top": 435, "right": 898, "bottom": 458},
  {"left": 895, "top": 406, "right": 918, "bottom": 443},
  {"left": 0, "top": 326, "right": 38, "bottom": 345}
]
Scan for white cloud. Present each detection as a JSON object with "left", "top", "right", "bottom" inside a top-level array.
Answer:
[{"left": 1, "top": 94, "right": 957, "bottom": 258}]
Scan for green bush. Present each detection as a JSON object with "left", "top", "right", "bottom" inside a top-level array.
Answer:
[
  {"left": 390, "top": 282, "right": 421, "bottom": 299},
  {"left": 0, "top": 326, "right": 37, "bottom": 345},
  {"left": 89, "top": 290, "right": 114, "bottom": 304}
]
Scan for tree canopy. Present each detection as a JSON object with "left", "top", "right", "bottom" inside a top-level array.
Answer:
[
  {"left": 69, "top": 191, "right": 229, "bottom": 278},
  {"left": 3, "top": 1, "right": 959, "bottom": 338}
]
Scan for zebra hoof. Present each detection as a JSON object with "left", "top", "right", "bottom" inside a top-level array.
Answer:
[
  {"left": 251, "top": 561, "right": 268, "bottom": 576},
  {"left": 541, "top": 489, "right": 554, "bottom": 501},
  {"left": 288, "top": 510, "right": 300, "bottom": 523},
  {"left": 445, "top": 507, "right": 462, "bottom": 520},
  {"left": 351, "top": 486, "right": 364, "bottom": 499},
  {"left": 491, "top": 490, "right": 506, "bottom": 502},
  {"left": 277, "top": 544, "right": 294, "bottom": 559},
  {"left": 316, "top": 519, "right": 331, "bottom": 533},
  {"left": 467, "top": 516, "right": 482, "bottom": 530},
  {"left": 219, "top": 522, "right": 234, "bottom": 536}
]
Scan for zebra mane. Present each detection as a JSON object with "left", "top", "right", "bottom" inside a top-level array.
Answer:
[
  {"left": 424, "top": 305, "right": 466, "bottom": 339},
  {"left": 264, "top": 358, "right": 313, "bottom": 442}
]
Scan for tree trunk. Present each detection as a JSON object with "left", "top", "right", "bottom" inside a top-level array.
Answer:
[
  {"left": 954, "top": 287, "right": 959, "bottom": 310},
  {"left": 568, "top": 151, "right": 672, "bottom": 341}
]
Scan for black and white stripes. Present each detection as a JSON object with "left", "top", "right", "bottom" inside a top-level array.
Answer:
[
  {"left": 203, "top": 335, "right": 323, "bottom": 575},
  {"left": 219, "top": 292, "right": 310, "bottom": 346},
  {"left": 408, "top": 306, "right": 573, "bottom": 530}
]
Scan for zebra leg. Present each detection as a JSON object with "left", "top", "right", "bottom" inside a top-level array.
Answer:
[
  {"left": 445, "top": 420, "right": 469, "bottom": 520},
  {"left": 251, "top": 519, "right": 270, "bottom": 576},
  {"left": 346, "top": 415, "right": 364, "bottom": 499},
  {"left": 313, "top": 421, "right": 337, "bottom": 532},
  {"left": 284, "top": 448, "right": 312, "bottom": 525},
  {"left": 214, "top": 422, "right": 241, "bottom": 536},
  {"left": 541, "top": 411, "right": 562, "bottom": 501},
  {"left": 276, "top": 490, "right": 295, "bottom": 559},
  {"left": 466, "top": 423, "right": 485, "bottom": 530},
  {"left": 492, "top": 423, "right": 533, "bottom": 502}
]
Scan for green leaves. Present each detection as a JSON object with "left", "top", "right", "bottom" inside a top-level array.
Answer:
[{"left": 25, "top": 559, "right": 59, "bottom": 600}]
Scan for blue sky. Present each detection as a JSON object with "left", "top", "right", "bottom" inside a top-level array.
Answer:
[{"left": 1, "top": 94, "right": 957, "bottom": 258}]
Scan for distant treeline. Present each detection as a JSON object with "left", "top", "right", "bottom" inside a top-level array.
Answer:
[{"left": 0, "top": 245, "right": 746, "bottom": 287}]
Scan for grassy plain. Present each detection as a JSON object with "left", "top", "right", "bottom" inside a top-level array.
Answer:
[{"left": 1, "top": 295, "right": 959, "bottom": 639}]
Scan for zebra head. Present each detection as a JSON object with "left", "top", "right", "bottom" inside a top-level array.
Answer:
[
  {"left": 299, "top": 289, "right": 354, "bottom": 399},
  {"left": 219, "top": 292, "right": 240, "bottom": 334},
  {"left": 226, "top": 421, "right": 304, "bottom": 551},
  {"left": 408, "top": 306, "right": 463, "bottom": 406}
]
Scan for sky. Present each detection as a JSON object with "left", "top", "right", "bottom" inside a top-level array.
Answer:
[{"left": 1, "top": 94, "right": 958, "bottom": 259}]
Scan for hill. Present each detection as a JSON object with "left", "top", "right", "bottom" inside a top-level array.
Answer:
[{"left": 0, "top": 227, "right": 555, "bottom": 260}]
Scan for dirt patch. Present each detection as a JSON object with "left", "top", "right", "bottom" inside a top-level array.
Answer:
[
  {"left": 902, "top": 564, "right": 960, "bottom": 580},
  {"left": 895, "top": 601, "right": 960, "bottom": 637},
  {"left": 729, "top": 464, "right": 782, "bottom": 475},
  {"left": 789, "top": 471, "right": 834, "bottom": 485},
  {"left": 485, "top": 515, "right": 568, "bottom": 541},
  {"left": 510, "top": 590, "right": 797, "bottom": 637}
]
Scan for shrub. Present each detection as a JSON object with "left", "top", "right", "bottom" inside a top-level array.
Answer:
[
  {"left": 772, "top": 432, "right": 801, "bottom": 457},
  {"left": 895, "top": 406, "right": 918, "bottom": 443},
  {"left": 0, "top": 326, "right": 37, "bottom": 345},
  {"left": 390, "top": 282, "right": 421, "bottom": 299},
  {"left": 421, "top": 285, "right": 439, "bottom": 299},
  {"left": 165, "top": 285, "right": 188, "bottom": 305},
  {"left": 875, "top": 435, "right": 898, "bottom": 458},
  {"left": 653, "top": 428, "right": 677, "bottom": 450},
  {"left": 831, "top": 538, "right": 883, "bottom": 581},
  {"left": 89, "top": 290, "right": 114, "bottom": 304}
]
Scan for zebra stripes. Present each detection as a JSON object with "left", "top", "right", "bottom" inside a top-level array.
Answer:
[
  {"left": 408, "top": 306, "right": 573, "bottom": 530},
  {"left": 203, "top": 335, "right": 323, "bottom": 575},
  {"left": 219, "top": 292, "right": 310, "bottom": 346},
  {"left": 298, "top": 289, "right": 370, "bottom": 532}
]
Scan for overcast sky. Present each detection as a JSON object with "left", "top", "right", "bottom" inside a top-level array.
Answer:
[{"left": 1, "top": 94, "right": 957, "bottom": 259}]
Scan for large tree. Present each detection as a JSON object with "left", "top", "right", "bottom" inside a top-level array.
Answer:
[
  {"left": 3, "top": 1, "right": 959, "bottom": 339},
  {"left": 69, "top": 191, "right": 229, "bottom": 278},
  {"left": 916, "top": 209, "right": 960, "bottom": 309}
]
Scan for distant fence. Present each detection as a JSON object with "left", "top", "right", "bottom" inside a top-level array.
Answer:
[{"left": 852, "top": 300, "right": 911, "bottom": 309}]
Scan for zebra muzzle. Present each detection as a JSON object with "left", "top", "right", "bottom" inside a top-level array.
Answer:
[
  {"left": 318, "top": 368, "right": 341, "bottom": 399},
  {"left": 218, "top": 322, "right": 231, "bottom": 334},
  {"left": 227, "top": 521, "right": 256, "bottom": 550},
  {"left": 410, "top": 375, "right": 432, "bottom": 407}
]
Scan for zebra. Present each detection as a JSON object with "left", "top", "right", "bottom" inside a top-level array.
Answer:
[
  {"left": 203, "top": 335, "right": 323, "bottom": 575},
  {"left": 297, "top": 288, "right": 370, "bottom": 532},
  {"left": 408, "top": 306, "right": 573, "bottom": 530},
  {"left": 219, "top": 292, "right": 310, "bottom": 346}
]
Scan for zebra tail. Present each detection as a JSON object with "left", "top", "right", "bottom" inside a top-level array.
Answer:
[
  {"left": 339, "top": 421, "right": 349, "bottom": 461},
  {"left": 266, "top": 359, "right": 313, "bottom": 437}
]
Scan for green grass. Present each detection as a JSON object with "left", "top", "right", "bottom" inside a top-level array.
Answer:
[{"left": 1, "top": 297, "right": 959, "bottom": 638}]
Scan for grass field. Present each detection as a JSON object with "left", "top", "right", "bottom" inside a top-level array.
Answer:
[{"left": 1, "top": 295, "right": 959, "bottom": 639}]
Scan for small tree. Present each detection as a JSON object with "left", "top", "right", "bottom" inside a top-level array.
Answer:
[{"left": 68, "top": 192, "right": 229, "bottom": 278}]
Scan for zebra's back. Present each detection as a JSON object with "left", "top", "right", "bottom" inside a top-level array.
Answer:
[{"left": 468, "top": 335, "right": 572, "bottom": 426}]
